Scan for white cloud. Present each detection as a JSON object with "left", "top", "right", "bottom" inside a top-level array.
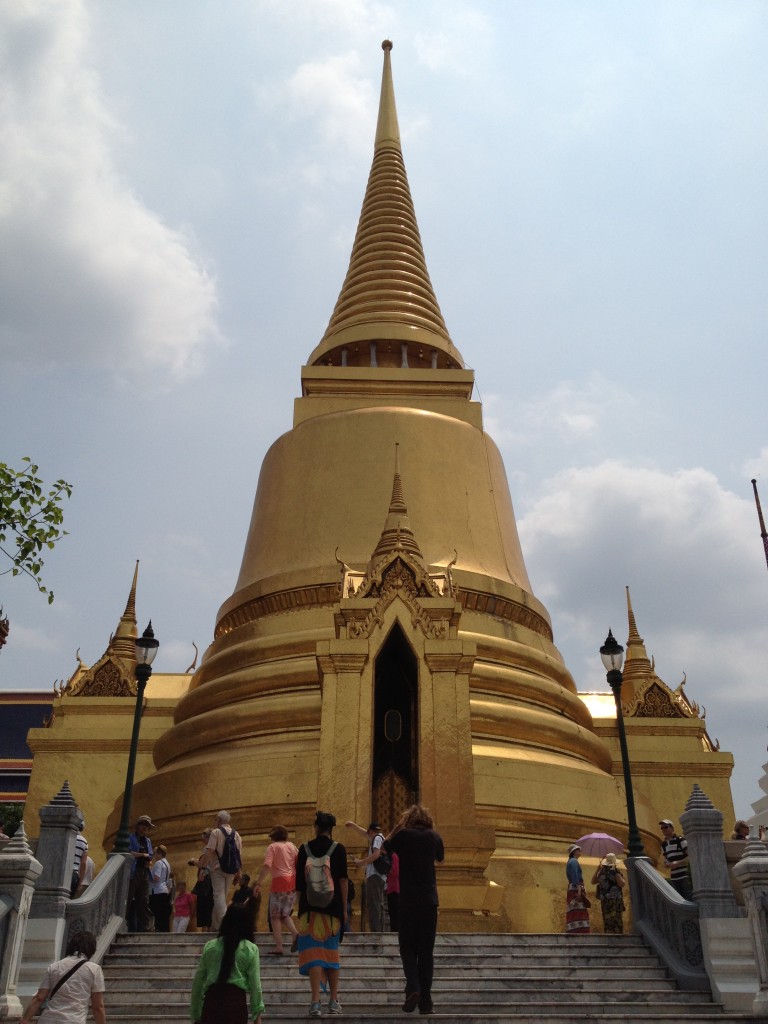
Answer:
[
  {"left": 261, "top": 52, "right": 376, "bottom": 162},
  {"left": 743, "top": 448, "right": 768, "bottom": 482},
  {"left": 484, "top": 373, "right": 640, "bottom": 448},
  {"left": 0, "top": 0, "right": 221, "bottom": 379},
  {"left": 519, "top": 459, "right": 768, "bottom": 812}
]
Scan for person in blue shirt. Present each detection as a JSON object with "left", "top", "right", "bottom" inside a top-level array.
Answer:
[
  {"left": 565, "top": 843, "right": 590, "bottom": 934},
  {"left": 127, "top": 814, "right": 154, "bottom": 932}
]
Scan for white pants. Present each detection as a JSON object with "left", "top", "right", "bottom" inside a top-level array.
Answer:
[
  {"left": 173, "top": 916, "right": 190, "bottom": 933},
  {"left": 210, "top": 869, "right": 234, "bottom": 929}
]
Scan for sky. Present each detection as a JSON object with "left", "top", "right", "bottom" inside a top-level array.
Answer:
[{"left": 1, "top": 0, "right": 767, "bottom": 822}]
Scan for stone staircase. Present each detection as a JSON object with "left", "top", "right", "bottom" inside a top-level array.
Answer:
[{"left": 101, "top": 931, "right": 768, "bottom": 1023}]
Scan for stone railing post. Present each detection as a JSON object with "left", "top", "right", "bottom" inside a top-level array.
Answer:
[
  {"left": 0, "top": 825, "right": 43, "bottom": 1020},
  {"left": 24, "top": 782, "right": 83, "bottom": 976},
  {"left": 731, "top": 838, "right": 768, "bottom": 1015},
  {"left": 679, "top": 784, "right": 740, "bottom": 918}
]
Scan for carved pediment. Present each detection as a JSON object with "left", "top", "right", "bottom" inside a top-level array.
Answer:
[
  {"left": 336, "top": 553, "right": 458, "bottom": 641},
  {"left": 626, "top": 680, "right": 689, "bottom": 719},
  {"left": 358, "top": 554, "right": 441, "bottom": 601},
  {"left": 68, "top": 654, "right": 136, "bottom": 697}
]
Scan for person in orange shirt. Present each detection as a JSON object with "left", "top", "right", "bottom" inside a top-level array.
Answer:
[{"left": 253, "top": 825, "right": 300, "bottom": 955}]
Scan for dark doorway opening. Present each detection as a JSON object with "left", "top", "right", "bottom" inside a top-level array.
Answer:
[{"left": 372, "top": 623, "right": 418, "bottom": 831}]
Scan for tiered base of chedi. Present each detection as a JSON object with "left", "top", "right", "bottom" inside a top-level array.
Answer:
[{"left": 23, "top": 42, "right": 736, "bottom": 933}]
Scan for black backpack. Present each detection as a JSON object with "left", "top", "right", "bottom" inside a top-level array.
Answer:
[
  {"left": 217, "top": 826, "right": 242, "bottom": 874},
  {"left": 372, "top": 835, "right": 392, "bottom": 875}
]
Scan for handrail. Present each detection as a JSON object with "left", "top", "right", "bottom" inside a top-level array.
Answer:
[
  {"left": 627, "top": 856, "right": 709, "bottom": 991},
  {"left": 64, "top": 852, "right": 132, "bottom": 964}
]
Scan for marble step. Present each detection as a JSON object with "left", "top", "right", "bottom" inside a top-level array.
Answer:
[
  {"left": 104, "top": 976, "right": 684, "bottom": 993},
  {"left": 104, "top": 1014, "right": 768, "bottom": 1024},
  {"left": 103, "top": 986, "right": 716, "bottom": 1006}
]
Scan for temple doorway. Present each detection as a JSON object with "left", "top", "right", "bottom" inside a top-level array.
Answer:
[{"left": 372, "top": 622, "right": 418, "bottom": 831}]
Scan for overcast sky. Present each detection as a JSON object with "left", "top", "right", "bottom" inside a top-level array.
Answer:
[{"left": 2, "top": 0, "right": 767, "bottom": 822}]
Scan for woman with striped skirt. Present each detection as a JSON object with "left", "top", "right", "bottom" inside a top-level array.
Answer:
[
  {"left": 565, "top": 843, "right": 591, "bottom": 935},
  {"left": 295, "top": 811, "right": 349, "bottom": 1017}
]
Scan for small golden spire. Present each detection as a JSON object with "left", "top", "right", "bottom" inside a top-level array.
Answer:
[
  {"left": 370, "top": 446, "right": 424, "bottom": 566},
  {"left": 109, "top": 561, "right": 139, "bottom": 661},
  {"left": 626, "top": 585, "right": 642, "bottom": 644},
  {"left": 622, "top": 586, "right": 651, "bottom": 682}
]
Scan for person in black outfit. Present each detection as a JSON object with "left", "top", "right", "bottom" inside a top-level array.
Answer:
[{"left": 384, "top": 805, "right": 444, "bottom": 1016}]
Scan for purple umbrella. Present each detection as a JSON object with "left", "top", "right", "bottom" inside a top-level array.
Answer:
[{"left": 575, "top": 832, "right": 625, "bottom": 858}]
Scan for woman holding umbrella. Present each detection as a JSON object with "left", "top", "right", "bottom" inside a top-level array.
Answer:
[{"left": 591, "top": 853, "right": 626, "bottom": 933}]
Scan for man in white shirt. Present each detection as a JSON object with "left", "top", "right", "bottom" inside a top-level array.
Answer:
[
  {"left": 202, "top": 810, "right": 242, "bottom": 929},
  {"left": 346, "top": 819, "right": 387, "bottom": 931}
]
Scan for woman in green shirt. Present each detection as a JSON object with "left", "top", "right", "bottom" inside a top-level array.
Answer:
[{"left": 190, "top": 904, "right": 264, "bottom": 1023}]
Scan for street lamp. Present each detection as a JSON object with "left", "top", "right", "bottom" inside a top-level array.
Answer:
[
  {"left": 600, "top": 628, "right": 646, "bottom": 858},
  {"left": 112, "top": 622, "right": 159, "bottom": 853}
]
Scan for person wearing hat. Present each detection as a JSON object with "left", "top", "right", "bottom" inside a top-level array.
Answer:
[
  {"left": 295, "top": 811, "right": 348, "bottom": 1017},
  {"left": 127, "top": 814, "right": 155, "bottom": 932},
  {"left": 565, "top": 844, "right": 590, "bottom": 935},
  {"left": 346, "top": 819, "right": 387, "bottom": 931},
  {"left": 659, "top": 819, "right": 692, "bottom": 900},
  {"left": 591, "top": 852, "right": 626, "bottom": 934}
]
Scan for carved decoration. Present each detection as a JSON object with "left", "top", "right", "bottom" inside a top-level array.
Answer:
[
  {"left": 630, "top": 682, "right": 687, "bottom": 719},
  {"left": 69, "top": 655, "right": 136, "bottom": 697},
  {"left": 335, "top": 552, "right": 459, "bottom": 641}
]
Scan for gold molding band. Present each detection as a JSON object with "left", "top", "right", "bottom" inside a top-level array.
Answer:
[
  {"left": 458, "top": 589, "right": 552, "bottom": 641},
  {"left": 216, "top": 582, "right": 553, "bottom": 641}
]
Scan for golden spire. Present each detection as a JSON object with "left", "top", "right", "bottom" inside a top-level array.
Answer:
[
  {"left": 622, "top": 585, "right": 651, "bottom": 685},
  {"left": 369, "top": 444, "right": 424, "bottom": 566},
  {"left": 307, "top": 41, "right": 464, "bottom": 368},
  {"left": 109, "top": 560, "right": 139, "bottom": 662}
]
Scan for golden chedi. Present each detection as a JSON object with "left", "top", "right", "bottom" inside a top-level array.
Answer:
[{"left": 124, "top": 41, "right": 661, "bottom": 931}]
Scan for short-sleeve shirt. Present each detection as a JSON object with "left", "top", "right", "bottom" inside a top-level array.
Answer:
[
  {"left": 365, "top": 833, "right": 386, "bottom": 880},
  {"left": 264, "top": 840, "right": 299, "bottom": 893},
  {"left": 385, "top": 828, "right": 444, "bottom": 906},
  {"left": 128, "top": 832, "right": 153, "bottom": 877},
  {"left": 296, "top": 835, "right": 348, "bottom": 921},
  {"left": 206, "top": 825, "right": 242, "bottom": 874},
  {"left": 566, "top": 857, "right": 583, "bottom": 886},
  {"left": 661, "top": 834, "right": 689, "bottom": 881},
  {"left": 72, "top": 834, "right": 88, "bottom": 874},
  {"left": 40, "top": 955, "right": 104, "bottom": 1024}
]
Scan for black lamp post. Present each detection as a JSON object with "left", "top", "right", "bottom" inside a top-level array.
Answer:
[
  {"left": 113, "top": 622, "right": 159, "bottom": 853},
  {"left": 600, "top": 628, "right": 646, "bottom": 858}
]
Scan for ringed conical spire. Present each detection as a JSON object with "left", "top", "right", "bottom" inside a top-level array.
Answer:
[
  {"left": 108, "top": 560, "right": 139, "bottom": 662},
  {"left": 369, "top": 445, "right": 424, "bottom": 566},
  {"left": 622, "top": 586, "right": 652, "bottom": 687},
  {"left": 307, "top": 41, "right": 463, "bottom": 369}
]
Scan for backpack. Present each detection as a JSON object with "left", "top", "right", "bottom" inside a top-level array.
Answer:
[
  {"left": 372, "top": 834, "right": 392, "bottom": 876},
  {"left": 217, "top": 826, "right": 242, "bottom": 875},
  {"left": 303, "top": 840, "right": 337, "bottom": 908}
]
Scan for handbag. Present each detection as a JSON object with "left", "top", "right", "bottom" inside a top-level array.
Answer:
[{"left": 580, "top": 885, "right": 591, "bottom": 908}]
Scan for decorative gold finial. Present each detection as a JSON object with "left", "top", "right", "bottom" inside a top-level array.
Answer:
[{"left": 382, "top": 39, "right": 393, "bottom": 51}]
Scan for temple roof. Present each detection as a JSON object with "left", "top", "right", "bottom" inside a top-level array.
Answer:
[{"left": 306, "top": 41, "right": 464, "bottom": 369}]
